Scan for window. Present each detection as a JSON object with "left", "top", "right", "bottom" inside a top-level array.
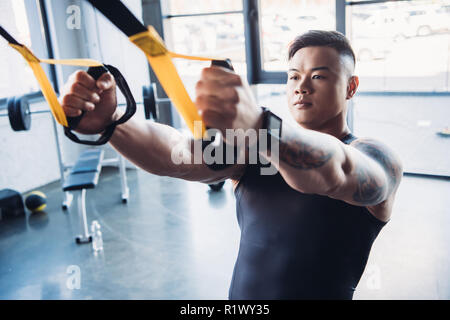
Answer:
[
  {"left": 260, "top": 0, "right": 336, "bottom": 71},
  {"left": 347, "top": 0, "right": 450, "bottom": 92},
  {"left": 0, "top": 0, "right": 40, "bottom": 98},
  {"left": 244, "top": 0, "right": 337, "bottom": 84},
  {"left": 162, "top": 0, "right": 245, "bottom": 100},
  {"left": 347, "top": 0, "right": 450, "bottom": 177},
  {"left": 165, "top": 0, "right": 242, "bottom": 15},
  {"left": 253, "top": 0, "right": 449, "bottom": 177}
]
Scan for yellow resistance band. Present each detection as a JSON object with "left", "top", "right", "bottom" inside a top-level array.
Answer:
[
  {"left": 10, "top": 26, "right": 229, "bottom": 139},
  {"left": 130, "top": 26, "right": 228, "bottom": 139},
  {"left": 9, "top": 43, "right": 103, "bottom": 127}
]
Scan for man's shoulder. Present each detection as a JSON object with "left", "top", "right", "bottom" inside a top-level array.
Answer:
[
  {"left": 350, "top": 136, "right": 403, "bottom": 196},
  {"left": 349, "top": 137, "right": 402, "bottom": 174}
]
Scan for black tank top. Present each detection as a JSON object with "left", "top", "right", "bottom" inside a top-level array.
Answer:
[{"left": 230, "top": 133, "right": 387, "bottom": 300}]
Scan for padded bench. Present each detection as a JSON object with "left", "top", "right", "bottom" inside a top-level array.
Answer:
[{"left": 63, "top": 148, "right": 104, "bottom": 244}]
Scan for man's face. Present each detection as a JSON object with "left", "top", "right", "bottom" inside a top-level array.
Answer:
[{"left": 286, "top": 46, "right": 353, "bottom": 130}]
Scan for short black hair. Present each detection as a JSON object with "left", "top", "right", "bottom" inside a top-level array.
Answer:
[{"left": 288, "top": 30, "right": 355, "bottom": 65}]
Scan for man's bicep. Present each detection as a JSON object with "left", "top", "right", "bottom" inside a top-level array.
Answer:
[{"left": 348, "top": 138, "right": 403, "bottom": 203}]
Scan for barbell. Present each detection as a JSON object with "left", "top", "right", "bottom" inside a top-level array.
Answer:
[{"left": 0, "top": 84, "right": 166, "bottom": 131}]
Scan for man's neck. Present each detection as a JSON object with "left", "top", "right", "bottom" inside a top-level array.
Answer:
[{"left": 303, "top": 112, "right": 350, "bottom": 141}]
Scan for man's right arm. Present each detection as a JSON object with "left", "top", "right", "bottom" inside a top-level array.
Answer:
[
  {"left": 109, "top": 110, "right": 245, "bottom": 184},
  {"left": 59, "top": 70, "right": 244, "bottom": 185}
]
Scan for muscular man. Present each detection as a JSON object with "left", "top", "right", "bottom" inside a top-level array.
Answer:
[{"left": 60, "top": 30, "right": 403, "bottom": 299}]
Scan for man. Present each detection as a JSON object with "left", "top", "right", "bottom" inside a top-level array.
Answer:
[{"left": 60, "top": 30, "right": 403, "bottom": 299}]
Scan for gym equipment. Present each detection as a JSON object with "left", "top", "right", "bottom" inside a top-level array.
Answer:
[
  {"left": 24, "top": 191, "right": 47, "bottom": 213},
  {"left": 0, "top": 189, "right": 25, "bottom": 219},
  {"left": 0, "top": 1, "right": 233, "bottom": 142},
  {"left": 142, "top": 83, "right": 171, "bottom": 120},
  {"left": 0, "top": 93, "right": 48, "bottom": 131},
  {"left": 0, "top": 84, "right": 161, "bottom": 131},
  {"left": 63, "top": 148, "right": 104, "bottom": 244},
  {"left": 0, "top": 25, "right": 137, "bottom": 146},
  {"left": 142, "top": 84, "right": 156, "bottom": 120},
  {"left": 64, "top": 65, "right": 137, "bottom": 146},
  {"left": 85, "top": 0, "right": 234, "bottom": 139},
  {"left": 7, "top": 95, "right": 31, "bottom": 131},
  {"left": 209, "top": 181, "right": 225, "bottom": 192},
  {"left": 1, "top": 0, "right": 231, "bottom": 194},
  {"left": 0, "top": 25, "right": 103, "bottom": 128}
]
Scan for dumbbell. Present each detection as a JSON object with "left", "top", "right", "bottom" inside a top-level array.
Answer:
[{"left": 0, "top": 95, "right": 51, "bottom": 131}]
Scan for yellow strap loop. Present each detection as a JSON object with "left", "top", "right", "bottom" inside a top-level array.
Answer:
[
  {"left": 9, "top": 26, "right": 229, "bottom": 139},
  {"left": 8, "top": 43, "right": 103, "bottom": 127},
  {"left": 129, "top": 26, "right": 229, "bottom": 139}
]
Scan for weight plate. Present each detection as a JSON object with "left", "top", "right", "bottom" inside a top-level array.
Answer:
[
  {"left": 142, "top": 86, "right": 150, "bottom": 120},
  {"left": 8, "top": 96, "right": 31, "bottom": 131},
  {"left": 142, "top": 84, "right": 156, "bottom": 120},
  {"left": 8, "top": 96, "right": 20, "bottom": 131},
  {"left": 18, "top": 96, "right": 31, "bottom": 131}
]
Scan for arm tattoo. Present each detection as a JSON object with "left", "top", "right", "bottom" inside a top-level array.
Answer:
[
  {"left": 351, "top": 139, "right": 400, "bottom": 205},
  {"left": 279, "top": 135, "right": 333, "bottom": 170},
  {"left": 353, "top": 165, "right": 385, "bottom": 205},
  {"left": 353, "top": 139, "right": 398, "bottom": 187}
]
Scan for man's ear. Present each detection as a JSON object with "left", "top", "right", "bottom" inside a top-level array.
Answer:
[{"left": 346, "top": 75, "right": 359, "bottom": 100}]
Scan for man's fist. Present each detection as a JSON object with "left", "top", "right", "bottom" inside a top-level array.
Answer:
[
  {"left": 60, "top": 70, "right": 118, "bottom": 134},
  {"left": 195, "top": 66, "right": 262, "bottom": 143}
]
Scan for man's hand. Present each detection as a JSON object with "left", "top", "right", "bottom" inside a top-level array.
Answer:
[
  {"left": 59, "top": 70, "right": 118, "bottom": 135},
  {"left": 195, "top": 66, "right": 263, "bottom": 143}
]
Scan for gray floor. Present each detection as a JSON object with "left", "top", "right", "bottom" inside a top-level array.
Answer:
[{"left": 0, "top": 166, "right": 449, "bottom": 300}]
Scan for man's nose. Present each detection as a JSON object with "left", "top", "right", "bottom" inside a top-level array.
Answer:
[{"left": 295, "top": 80, "right": 311, "bottom": 95}]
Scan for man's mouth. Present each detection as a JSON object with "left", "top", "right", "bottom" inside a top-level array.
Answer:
[{"left": 293, "top": 100, "right": 312, "bottom": 109}]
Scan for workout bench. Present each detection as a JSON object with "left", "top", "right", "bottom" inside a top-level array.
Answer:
[{"left": 63, "top": 148, "right": 104, "bottom": 244}]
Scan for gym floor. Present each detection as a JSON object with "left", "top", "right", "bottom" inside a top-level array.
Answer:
[{"left": 0, "top": 166, "right": 449, "bottom": 300}]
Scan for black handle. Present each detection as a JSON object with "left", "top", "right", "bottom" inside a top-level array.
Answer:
[
  {"left": 204, "top": 59, "right": 234, "bottom": 138},
  {"left": 66, "top": 66, "right": 109, "bottom": 129},
  {"left": 205, "top": 59, "right": 234, "bottom": 136},
  {"left": 211, "top": 59, "right": 234, "bottom": 71},
  {"left": 202, "top": 59, "right": 238, "bottom": 171},
  {"left": 64, "top": 64, "right": 137, "bottom": 145},
  {"left": 87, "top": 65, "right": 109, "bottom": 80}
]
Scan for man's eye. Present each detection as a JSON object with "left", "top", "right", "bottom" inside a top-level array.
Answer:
[
  {"left": 312, "top": 75, "right": 323, "bottom": 79},
  {"left": 289, "top": 75, "right": 299, "bottom": 80}
]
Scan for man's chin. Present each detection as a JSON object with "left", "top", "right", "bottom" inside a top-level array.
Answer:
[{"left": 291, "top": 115, "right": 317, "bottom": 129}]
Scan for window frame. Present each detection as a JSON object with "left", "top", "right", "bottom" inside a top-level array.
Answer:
[
  {"left": 0, "top": 0, "right": 53, "bottom": 108},
  {"left": 243, "top": 0, "right": 346, "bottom": 85}
]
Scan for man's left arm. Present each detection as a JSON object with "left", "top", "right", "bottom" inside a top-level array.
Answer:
[
  {"left": 194, "top": 66, "right": 402, "bottom": 206},
  {"left": 264, "top": 123, "right": 403, "bottom": 207}
]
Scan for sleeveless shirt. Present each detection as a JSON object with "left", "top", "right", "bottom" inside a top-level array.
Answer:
[{"left": 229, "top": 133, "right": 387, "bottom": 299}]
